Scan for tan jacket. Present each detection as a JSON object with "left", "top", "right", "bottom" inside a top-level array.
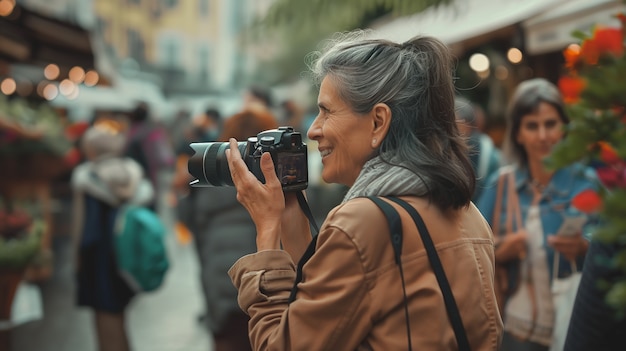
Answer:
[{"left": 229, "top": 196, "right": 503, "bottom": 350}]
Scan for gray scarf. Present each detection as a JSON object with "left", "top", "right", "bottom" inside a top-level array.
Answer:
[{"left": 343, "top": 155, "right": 428, "bottom": 203}]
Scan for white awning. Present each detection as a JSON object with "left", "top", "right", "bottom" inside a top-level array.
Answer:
[
  {"left": 523, "top": 0, "right": 625, "bottom": 55},
  {"left": 369, "top": 0, "right": 566, "bottom": 46}
]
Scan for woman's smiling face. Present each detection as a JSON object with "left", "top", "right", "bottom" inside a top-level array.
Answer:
[{"left": 307, "top": 76, "right": 377, "bottom": 186}]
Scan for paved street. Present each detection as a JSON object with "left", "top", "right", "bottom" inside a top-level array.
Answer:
[{"left": 11, "top": 226, "right": 212, "bottom": 351}]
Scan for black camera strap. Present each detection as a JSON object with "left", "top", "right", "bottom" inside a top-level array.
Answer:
[
  {"left": 288, "top": 192, "right": 320, "bottom": 303},
  {"left": 296, "top": 191, "right": 319, "bottom": 234}
]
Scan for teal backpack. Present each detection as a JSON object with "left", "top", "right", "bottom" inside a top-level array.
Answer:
[{"left": 114, "top": 205, "right": 169, "bottom": 292}]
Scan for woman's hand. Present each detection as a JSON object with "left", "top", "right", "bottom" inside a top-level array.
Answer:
[
  {"left": 548, "top": 234, "right": 589, "bottom": 261},
  {"left": 495, "top": 231, "right": 528, "bottom": 263},
  {"left": 225, "top": 138, "right": 284, "bottom": 251}
]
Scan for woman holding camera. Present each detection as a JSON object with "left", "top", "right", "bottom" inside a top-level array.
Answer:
[{"left": 225, "top": 32, "right": 503, "bottom": 350}]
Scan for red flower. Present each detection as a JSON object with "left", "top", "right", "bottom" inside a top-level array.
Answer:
[
  {"left": 597, "top": 141, "right": 622, "bottom": 165},
  {"left": 572, "top": 189, "right": 603, "bottom": 214},
  {"left": 593, "top": 27, "right": 624, "bottom": 57},
  {"left": 558, "top": 75, "right": 586, "bottom": 104},
  {"left": 579, "top": 27, "right": 624, "bottom": 65},
  {"left": 64, "top": 121, "right": 89, "bottom": 140},
  {"left": 63, "top": 147, "right": 82, "bottom": 168},
  {"left": 596, "top": 167, "right": 621, "bottom": 188},
  {"left": 563, "top": 44, "right": 581, "bottom": 69},
  {"left": 581, "top": 36, "right": 600, "bottom": 65}
]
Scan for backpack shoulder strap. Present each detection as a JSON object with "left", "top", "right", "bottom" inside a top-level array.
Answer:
[
  {"left": 366, "top": 196, "right": 412, "bottom": 350},
  {"left": 477, "top": 135, "right": 494, "bottom": 179},
  {"left": 386, "top": 196, "right": 471, "bottom": 351}
]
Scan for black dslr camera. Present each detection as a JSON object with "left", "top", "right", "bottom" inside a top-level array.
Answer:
[{"left": 188, "top": 126, "right": 308, "bottom": 192}]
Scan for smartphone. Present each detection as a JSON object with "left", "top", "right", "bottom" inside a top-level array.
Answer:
[{"left": 556, "top": 216, "right": 587, "bottom": 237}]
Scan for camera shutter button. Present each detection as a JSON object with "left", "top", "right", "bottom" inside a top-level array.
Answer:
[{"left": 260, "top": 136, "right": 275, "bottom": 146}]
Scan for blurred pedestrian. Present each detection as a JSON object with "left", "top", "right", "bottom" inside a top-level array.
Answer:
[
  {"left": 70, "top": 123, "right": 154, "bottom": 351},
  {"left": 476, "top": 78, "right": 599, "bottom": 350},
  {"left": 455, "top": 96, "right": 501, "bottom": 202},
  {"left": 167, "top": 108, "right": 192, "bottom": 158},
  {"left": 280, "top": 99, "right": 305, "bottom": 132},
  {"left": 563, "top": 239, "right": 626, "bottom": 350},
  {"left": 225, "top": 33, "right": 502, "bottom": 350},
  {"left": 171, "top": 107, "right": 222, "bottom": 199},
  {"left": 191, "top": 86, "right": 278, "bottom": 351},
  {"left": 124, "top": 102, "right": 175, "bottom": 210}
]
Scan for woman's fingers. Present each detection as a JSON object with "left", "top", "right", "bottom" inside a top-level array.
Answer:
[
  {"left": 260, "top": 152, "right": 282, "bottom": 190},
  {"left": 226, "top": 138, "right": 255, "bottom": 188},
  {"left": 548, "top": 234, "right": 587, "bottom": 260}
]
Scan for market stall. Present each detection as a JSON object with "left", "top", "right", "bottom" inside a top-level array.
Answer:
[{"left": 0, "top": 2, "right": 95, "bottom": 344}]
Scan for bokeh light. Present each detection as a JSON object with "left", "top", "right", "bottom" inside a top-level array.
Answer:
[
  {"left": 507, "top": 48, "right": 523, "bottom": 64},
  {"left": 59, "top": 79, "right": 76, "bottom": 96},
  {"left": 495, "top": 66, "right": 509, "bottom": 80},
  {"left": 66, "top": 85, "right": 80, "bottom": 100},
  {"left": 84, "top": 70, "right": 99, "bottom": 86},
  {"left": 469, "top": 53, "right": 490, "bottom": 72},
  {"left": 69, "top": 66, "right": 85, "bottom": 83},
  {"left": 1, "top": 77, "right": 16, "bottom": 95},
  {"left": 0, "top": 0, "right": 16, "bottom": 17},
  {"left": 44, "top": 64, "right": 60, "bottom": 80},
  {"left": 43, "top": 83, "right": 59, "bottom": 100}
]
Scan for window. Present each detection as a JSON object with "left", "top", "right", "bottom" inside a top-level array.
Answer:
[
  {"left": 199, "top": 0, "right": 209, "bottom": 16},
  {"left": 158, "top": 37, "right": 181, "bottom": 68},
  {"left": 127, "top": 29, "right": 145, "bottom": 62},
  {"left": 198, "top": 46, "right": 210, "bottom": 79},
  {"left": 162, "top": 0, "right": 178, "bottom": 9}
]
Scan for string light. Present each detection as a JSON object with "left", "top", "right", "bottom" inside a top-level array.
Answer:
[
  {"left": 0, "top": 0, "right": 16, "bottom": 17},
  {"left": 69, "top": 66, "right": 85, "bottom": 83},
  {"left": 44, "top": 64, "right": 60, "bottom": 80},
  {"left": 84, "top": 70, "right": 99, "bottom": 86},
  {"left": 469, "top": 53, "right": 490, "bottom": 72},
  {"left": 507, "top": 48, "right": 523, "bottom": 64},
  {"left": 59, "top": 79, "right": 76, "bottom": 96},
  {"left": 1, "top": 77, "right": 16, "bottom": 95},
  {"left": 43, "top": 84, "right": 58, "bottom": 100}
]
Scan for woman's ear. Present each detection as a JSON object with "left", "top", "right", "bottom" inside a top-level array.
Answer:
[{"left": 371, "top": 103, "right": 391, "bottom": 148}]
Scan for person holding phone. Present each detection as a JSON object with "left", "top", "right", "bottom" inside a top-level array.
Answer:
[{"left": 476, "top": 78, "right": 599, "bottom": 351}]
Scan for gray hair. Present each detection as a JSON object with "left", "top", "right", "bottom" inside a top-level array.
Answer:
[
  {"left": 503, "top": 78, "right": 568, "bottom": 167},
  {"left": 81, "top": 125, "right": 125, "bottom": 160},
  {"left": 454, "top": 96, "right": 476, "bottom": 126},
  {"left": 309, "top": 31, "right": 475, "bottom": 210}
]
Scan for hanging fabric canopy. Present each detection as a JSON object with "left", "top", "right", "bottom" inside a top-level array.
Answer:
[{"left": 0, "top": 3, "right": 94, "bottom": 70}]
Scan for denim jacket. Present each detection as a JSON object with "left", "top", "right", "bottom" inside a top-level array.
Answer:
[{"left": 476, "top": 163, "right": 599, "bottom": 280}]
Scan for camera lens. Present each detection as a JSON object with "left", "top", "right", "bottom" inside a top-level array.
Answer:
[{"left": 188, "top": 141, "right": 247, "bottom": 187}]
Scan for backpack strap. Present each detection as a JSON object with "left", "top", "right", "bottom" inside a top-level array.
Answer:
[
  {"left": 386, "top": 196, "right": 471, "bottom": 351},
  {"left": 477, "top": 135, "right": 494, "bottom": 180},
  {"left": 288, "top": 195, "right": 470, "bottom": 351},
  {"left": 367, "top": 196, "right": 412, "bottom": 350}
]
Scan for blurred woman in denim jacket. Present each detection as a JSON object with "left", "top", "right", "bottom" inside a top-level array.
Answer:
[{"left": 476, "top": 78, "right": 599, "bottom": 351}]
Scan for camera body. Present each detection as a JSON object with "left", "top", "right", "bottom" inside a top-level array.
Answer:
[{"left": 188, "top": 126, "right": 308, "bottom": 192}]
